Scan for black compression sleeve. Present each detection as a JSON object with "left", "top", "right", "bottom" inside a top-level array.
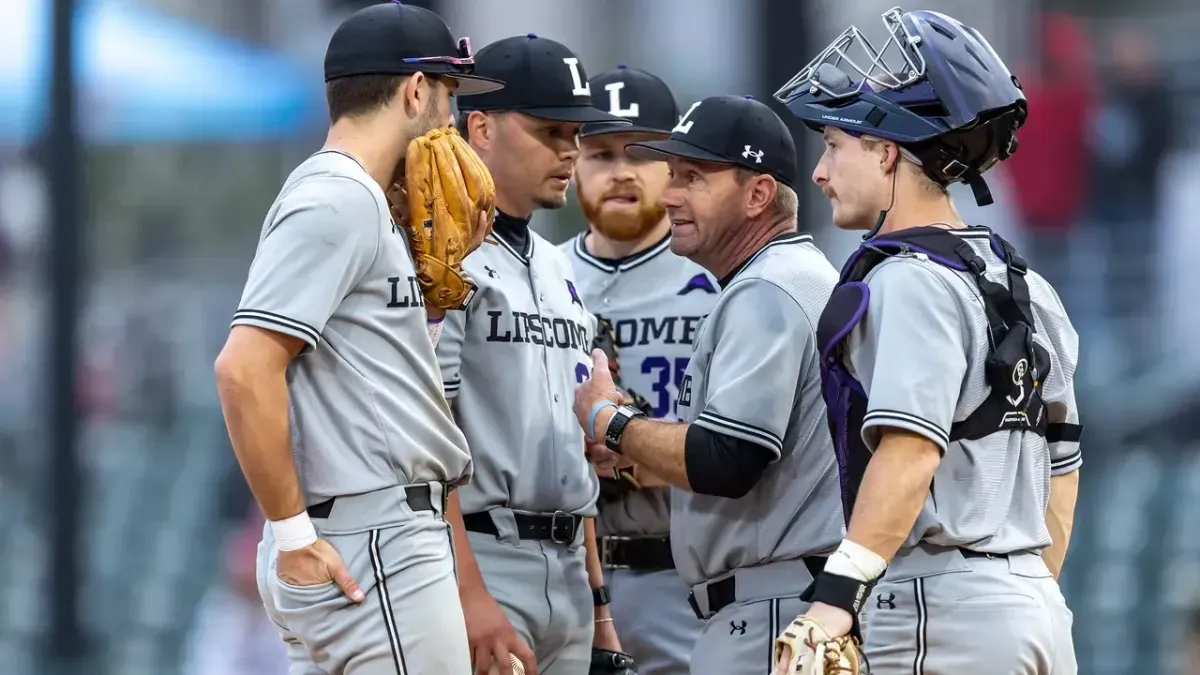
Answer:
[{"left": 684, "top": 423, "right": 774, "bottom": 498}]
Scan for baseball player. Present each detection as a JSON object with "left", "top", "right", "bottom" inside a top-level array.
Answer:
[
  {"left": 770, "top": 8, "right": 1081, "bottom": 675},
  {"left": 213, "top": 4, "right": 502, "bottom": 674},
  {"left": 436, "top": 35, "right": 634, "bottom": 675},
  {"left": 572, "top": 94, "right": 847, "bottom": 675},
  {"left": 560, "top": 64, "right": 710, "bottom": 674}
]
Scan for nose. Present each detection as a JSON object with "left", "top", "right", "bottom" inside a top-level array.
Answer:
[
  {"left": 612, "top": 158, "right": 637, "bottom": 182},
  {"left": 658, "top": 182, "right": 683, "bottom": 209},
  {"left": 811, "top": 159, "right": 829, "bottom": 187}
]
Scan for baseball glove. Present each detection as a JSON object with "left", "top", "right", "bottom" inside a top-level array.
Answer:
[
  {"left": 401, "top": 126, "right": 496, "bottom": 310},
  {"left": 773, "top": 617, "right": 863, "bottom": 675},
  {"left": 589, "top": 647, "right": 637, "bottom": 674}
]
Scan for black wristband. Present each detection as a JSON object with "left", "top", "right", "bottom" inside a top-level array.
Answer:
[
  {"left": 801, "top": 571, "right": 876, "bottom": 641},
  {"left": 593, "top": 585, "right": 611, "bottom": 607}
]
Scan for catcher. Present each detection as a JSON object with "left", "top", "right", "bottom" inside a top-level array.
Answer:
[
  {"left": 772, "top": 8, "right": 1080, "bottom": 674},
  {"left": 215, "top": 4, "right": 502, "bottom": 674}
]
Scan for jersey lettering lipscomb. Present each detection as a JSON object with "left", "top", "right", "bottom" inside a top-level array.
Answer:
[
  {"left": 560, "top": 233, "right": 720, "bottom": 537},
  {"left": 672, "top": 232, "right": 846, "bottom": 586},
  {"left": 842, "top": 228, "right": 1082, "bottom": 554},
  {"left": 438, "top": 230, "right": 600, "bottom": 515},
  {"left": 231, "top": 151, "right": 472, "bottom": 505}
]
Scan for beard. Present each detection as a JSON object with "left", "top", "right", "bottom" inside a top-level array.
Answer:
[
  {"left": 394, "top": 104, "right": 448, "bottom": 185},
  {"left": 577, "top": 182, "right": 666, "bottom": 242}
]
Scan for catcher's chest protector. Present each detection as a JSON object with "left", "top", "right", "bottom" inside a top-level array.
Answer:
[{"left": 816, "top": 227, "right": 1060, "bottom": 523}]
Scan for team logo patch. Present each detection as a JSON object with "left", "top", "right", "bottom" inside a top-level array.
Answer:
[
  {"left": 678, "top": 274, "right": 717, "bottom": 296},
  {"left": 566, "top": 280, "right": 583, "bottom": 307}
]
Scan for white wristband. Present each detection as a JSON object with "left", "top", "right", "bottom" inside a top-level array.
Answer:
[
  {"left": 270, "top": 511, "right": 318, "bottom": 552},
  {"left": 427, "top": 320, "right": 444, "bottom": 348},
  {"left": 824, "top": 539, "right": 888, "bottom": 582}
]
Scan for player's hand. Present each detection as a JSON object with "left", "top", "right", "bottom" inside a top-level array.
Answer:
[
  {"left": 275, "top": 538, "right": 365, "bottom": 602},
  {"left": 585, "top": 439, "right": 632, "bottom": 472},
  {"left": 462, "top": 586, "right": 537, "bottom": 675},
  {"left": 574, "top": 349, "right": 624, "bottom": 437}
]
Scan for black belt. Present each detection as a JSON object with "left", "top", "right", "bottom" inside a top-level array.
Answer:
[
  {"left": 306, "top": 484, "right": 435, "bottom": 519},
  {"left": 599, "top": 536, "right": 675, "bottom": 571},
  {"left": 463, "top": 510, "right": 582, "bottom": 545},
  {"left": 688, "top": 557, "right": 827, "bottom": 621},
  {"left": 959, "top": 548, "right": 1010, "bottom": 559}
]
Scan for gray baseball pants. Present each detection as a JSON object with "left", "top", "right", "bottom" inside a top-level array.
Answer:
[
  {"left": 467, "top": 507, "right": 594, "bottom": 674},
  {"left": 257, "top": 482, "right": 471, "bottom": 675},
  {"left": 862, "top": 546, "right": 1076, "bottom": 675},
  {"left": 606, "top": 567, "right": 702, "bottom": 674},
  {"left": 686, "top": 558, "right": 820, "bottom": 675}
]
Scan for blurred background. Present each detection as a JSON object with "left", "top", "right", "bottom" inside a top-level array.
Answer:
[{"left": 1, "top": 0, "right": 1199, "bottom": 673}]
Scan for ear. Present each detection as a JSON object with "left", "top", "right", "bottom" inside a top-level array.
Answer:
[
  {"left": 466, "top": 110, "right": 492, "bottom": 151},
  {"left": 744, "top": 174, "right": 777, "bottom": 218},
  {"left": 399, "top": 72, "right": 428, "bottom": 116},
  {"left": 881, "top": 141, "right": 901, "bottom": 175}
]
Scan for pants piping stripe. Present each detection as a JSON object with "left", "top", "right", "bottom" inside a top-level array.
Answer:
[
  {"left": 370, "top": 529, "right": 407, "bottom": 675},
  {"left": 913, "top": 578, "right": 928, "bottom": 675},
  {"left": 767, "top": 598, "right": 780, "bottom": 673}
]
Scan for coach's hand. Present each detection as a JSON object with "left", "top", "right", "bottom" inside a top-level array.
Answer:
[
  {"left": 462, "top": 586, "right": 537, "bottom": 675},
  {"left": 276, "top": 538, "right": 365, "bottom": 602}
]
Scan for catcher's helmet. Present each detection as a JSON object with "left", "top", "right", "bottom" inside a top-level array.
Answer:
[{"left": 774, "top": 7, "right": 1027, "bottom": 205}]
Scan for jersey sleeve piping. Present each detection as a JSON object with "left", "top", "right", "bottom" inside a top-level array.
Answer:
[
  {"left": 861, "top": 409, "right": 950, "bottom": 453},
  {"left": 230, "top": 309, "right": 321, "bottom": 347},
  {"left": 694, "top": 410, "right": 784, "bottom": 459},
  {"left": 1050, "top": 447, "right": 1082, "bottom": 475},
  {"left": 443, "top": 379, "right": 461, "bottom": 398}
]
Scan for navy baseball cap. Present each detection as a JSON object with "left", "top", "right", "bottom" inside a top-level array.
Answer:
[
  {"left": 456, "top": 34, "right": 632, "bottom": 125},
  {"left": 581, "top": 63, "right": 680, "bottom": 138},
  {"left": 324, "top": 2, "right": 504, "bottom": 95},
  {"left": 626, "top": 95, "right": 798, "bottom": 188}
]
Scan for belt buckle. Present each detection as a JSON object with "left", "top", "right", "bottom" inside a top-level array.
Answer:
[
  {"left": 549, "top": 511, "right": 575, "bottom": 544},
  {"left": 599, "top": 536, "right": 631, "bottom": 569}
]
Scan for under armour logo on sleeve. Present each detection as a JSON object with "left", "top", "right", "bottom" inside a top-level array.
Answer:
[
  {"left": 876, "top": 592, "right": 896, "bottom": 609},
  {"left": 742, "top": 146, "right": 764, "bottom": 163},
  {"left": 729, "top": 620, "right": 747, "bottom": 635}
]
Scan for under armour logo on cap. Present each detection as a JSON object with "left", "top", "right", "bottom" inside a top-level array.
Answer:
[{"left": 742, "top": 146, "right": 764, "bottom": 163}]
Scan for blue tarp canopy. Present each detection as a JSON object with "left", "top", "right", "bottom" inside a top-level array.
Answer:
[{"left": 0, "top": 0, "right": 324, "bottom": 144}]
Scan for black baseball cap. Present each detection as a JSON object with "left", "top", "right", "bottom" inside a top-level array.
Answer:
[
  {"left": 580, "top": 63, "right": 680, "bottom": 138},
  {"left": 324, "top": 2, "right": 504, "bottom": 95},
  {"left": 626, "top": 95, "right": 798, "bottom": 188},
  {"left": 455, "top": 34, "right": 632, "bottom": 125}
]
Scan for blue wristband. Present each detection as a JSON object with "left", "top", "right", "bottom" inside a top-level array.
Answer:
[{"left": 588, "top": 400, "right": 618, "bottom": 440}]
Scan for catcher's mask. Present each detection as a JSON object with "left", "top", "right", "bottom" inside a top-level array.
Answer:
[{"left": 775, "top": 7, "right": 1027, "bottom": 207}]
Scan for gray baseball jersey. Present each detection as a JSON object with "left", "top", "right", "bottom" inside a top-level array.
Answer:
[
  {"left": 437, "top": 230, "right": 600, "bottom": 515},
  {"left": 672, "top": 232, "right": 846, "bottom": 586},
  {"left": 559, "top": 232, "right": 720, "bottom": 537},
  {"left": 231, "top": 150, "right": 472, "bottom": 505},
  {"left": 845, "top": 227, "right": 1082, "bottom": 554}
]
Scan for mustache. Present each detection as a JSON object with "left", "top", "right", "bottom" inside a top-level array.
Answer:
[{"left": 599, "top": 184, "right": 644, "bottom": 201}]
